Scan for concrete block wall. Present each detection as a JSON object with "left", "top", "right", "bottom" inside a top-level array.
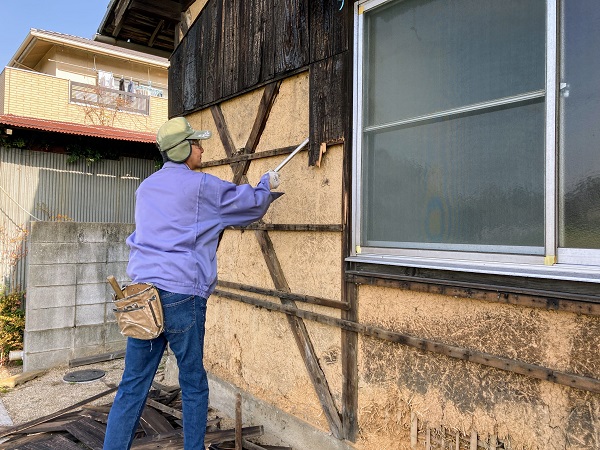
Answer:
[{"left": 24, "top": 221, "right": 133, "bottom": 371}]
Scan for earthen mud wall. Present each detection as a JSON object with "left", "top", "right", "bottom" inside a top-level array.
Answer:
[
  {"left": 357, "top": 285, "right": 600, "bottom": 449},
  {"left": 183, "top": 59, "right": 600, "bottom": 450},
  {"left": 186, "top": 72, "right": 345, "bottom": 434}
]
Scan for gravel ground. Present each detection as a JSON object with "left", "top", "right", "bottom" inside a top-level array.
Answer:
[
  {"left": 0, "top": 360, "right": 287, "bottom": 448},
  {"left": 0, "top": 359, "right": 126, "bottom": 426}
]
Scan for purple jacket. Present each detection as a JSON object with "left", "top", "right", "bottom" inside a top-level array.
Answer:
[{"left": 126, "top": 162, "right": 277, "bottom": 298}]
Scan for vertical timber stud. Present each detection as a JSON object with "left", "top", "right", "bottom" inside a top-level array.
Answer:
[
  {"left": 341, "top": 135, "right": 358, "bottom": 440},
  {"left": 235, "top": 393, "right": 242, "bottom": 450},
  {"left": 410, "top": 412, "right": 418, "bottom": 448},
  {"left": 342, "top": 281, "right": 358, "bottom": 440},
  {"left": 340, "top": 0, "right": 357, "bottom": 440},
  {"left": 210, "top": 83, "right": 344, "bottom": 439},
  {"left": 470, "top": 430, "right": 478, "bottom": 449}
]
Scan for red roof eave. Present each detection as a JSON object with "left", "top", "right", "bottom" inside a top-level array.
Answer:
[{"left": 0, "top": 114, "right": 156, "bottom": 144}]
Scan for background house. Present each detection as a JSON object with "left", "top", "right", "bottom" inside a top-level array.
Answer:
[
  {"left": 0, "top": 28, "right": 169, "bottom": 291},
  {"left": 1, "top": 28, "right": 168, "bottom": 135},
  {"left": 22, "top": 1, "right": 600, "bottom": 449},
  {"left": 0, "top": 28, "right": 170, "bottom": 367}
]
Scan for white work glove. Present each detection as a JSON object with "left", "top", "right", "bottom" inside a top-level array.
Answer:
[{"left": 266, "top": 171, "right": 281, "bottom": 190}]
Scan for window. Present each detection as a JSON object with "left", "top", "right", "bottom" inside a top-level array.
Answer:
[
  {"left": 70, "top": 81, "right": 150, "bottom": 116},
  {"left": 559, "top": 0, "right": 600, "bottom": 264},
  {"left": 352, "top": 0, "right": 600, "bottom": 281}
]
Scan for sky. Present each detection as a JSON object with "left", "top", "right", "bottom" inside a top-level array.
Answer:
[{"left": 0, "top": 1, "right": 111, "bottom": 68}]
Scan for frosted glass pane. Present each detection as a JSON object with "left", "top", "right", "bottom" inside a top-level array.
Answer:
[
  {"left": 364, "top": 0, "right": 546, "bottom": 126},
  {"left": 559, "top": 0, "right": 600, "bottom": 249},
  {"left": 362, "top": 101, "right": 545, "bottom": 249}
]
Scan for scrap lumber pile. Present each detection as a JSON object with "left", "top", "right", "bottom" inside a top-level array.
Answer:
[{"left": 0, "top": 382, "right": 290, "bottom": 450}]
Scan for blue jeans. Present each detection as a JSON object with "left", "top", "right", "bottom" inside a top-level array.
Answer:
[{"left": 103, "top": 290, "right": 209, "bottom": 450}]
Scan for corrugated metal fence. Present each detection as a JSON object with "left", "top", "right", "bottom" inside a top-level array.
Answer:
[{"left": 0, "top": 146, "right": 156, "bottom": 292}]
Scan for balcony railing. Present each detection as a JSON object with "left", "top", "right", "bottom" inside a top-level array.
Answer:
[{"left": 70, "top": 81, "right": 150, "bottom": 116}]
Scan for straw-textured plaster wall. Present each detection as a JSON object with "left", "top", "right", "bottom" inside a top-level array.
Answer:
[
  {"left": 187, "top": 72, "right": 345, "bottom": 434},
  {"left": 357, "top": 285, "right": 600, "bottom": 449},
  {"left": 178, "top": 30, "right": 600, "bottom": 447}
]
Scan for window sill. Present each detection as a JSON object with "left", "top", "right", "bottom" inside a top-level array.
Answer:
[
  {"left": 346, "top": 253, "right": 600, "bottom": 285},
  {"left": 346, "top": 256, "right": 600, "bottom": 310}
]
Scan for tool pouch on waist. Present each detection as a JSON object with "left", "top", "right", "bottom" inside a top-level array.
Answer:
[{"left": 112, "top": 283, "right": 164, "bottom": 340}]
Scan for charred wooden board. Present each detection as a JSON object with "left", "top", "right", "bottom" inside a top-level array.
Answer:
[
  {"left": 0, "top": 387, "right": 118, "bottom": 439},
  {"left": 140, "top": 405, "right": 175, "bottom": 435},
  {"left": 0, "top": 379, "right": 275, "bottom": 449},
  {"left": 64, "top": 417, "right": 107, "bottom": 450},
  {"left": 3, "top": 432, "right": 83, "bottom": 450}
]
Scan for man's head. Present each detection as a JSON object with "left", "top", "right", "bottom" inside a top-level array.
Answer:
[{"left": 156, "top": 117, "right": 211, "bottom": 163}]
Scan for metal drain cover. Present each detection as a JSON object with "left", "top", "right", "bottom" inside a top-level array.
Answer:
[{"left": 63, "top": 369, "right": 106, "bottom": 383}]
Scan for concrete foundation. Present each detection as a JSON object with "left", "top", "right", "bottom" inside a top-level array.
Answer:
[{"left": 208, "top": 371, "right": 356, "bottom": 450}]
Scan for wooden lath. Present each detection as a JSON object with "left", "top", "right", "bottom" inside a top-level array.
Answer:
[
  {"left": 213, "top": 287, "right": 600, "bottom": 395},
  {"left": 410, "top": 412, "right": 510, "bottom": 450},
  {"left": 209, "top": 81, "right": 344, "bottom": 439},
  {"left": 232, "top": 81, "right": 281, "bottom": 184},
  {"left": 199, "top": 144, "right": 299, "bottom": 169},
  {"left": 217, "top": 280, "right": 349, "bottom": 310},
  {"left": 229, "top": 223, "right": 342, "bottom": 232}
]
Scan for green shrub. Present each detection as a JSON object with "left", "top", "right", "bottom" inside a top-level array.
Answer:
[{"left": 0, "top": 291, "right": 25, "bottom": 364}]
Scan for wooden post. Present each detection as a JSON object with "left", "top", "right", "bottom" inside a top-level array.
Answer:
[
  {"left": 470, "top": 430, "right": 478, "bottom": 450},
  {"left": 410, "top": 412, "right": 418, "bottom": 448},
  {"left": 235, "top": 393, "right": 242, "bottom": 450},
  {"left": 440, "top": 426, "right": 445, "bottom": 448},
  {"left": 342, "top": 281, "right": 358, "bottom": 441},
  {"left": 341, "top": 107, "right": 358, "bottom": 441}
]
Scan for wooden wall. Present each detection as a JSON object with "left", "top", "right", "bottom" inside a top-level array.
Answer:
[
  {"left": 167, "top": 2, "right": 600, "bottom": 448},
  {"left": 169, "top": 0, "right": 353, "bottom": 165}
]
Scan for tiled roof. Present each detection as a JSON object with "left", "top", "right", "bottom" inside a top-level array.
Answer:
[{"left": 0, "top": 114, "right": 156, "bottom": 143}]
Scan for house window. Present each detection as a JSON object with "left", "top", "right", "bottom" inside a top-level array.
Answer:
[
  {"left": 558, "top": 0, "right": 600, "bottom": 264},
  {"left": 352, "top": 0, "right": 600, "bottom": 279}
]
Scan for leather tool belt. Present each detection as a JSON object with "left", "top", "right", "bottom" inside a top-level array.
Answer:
[{"left": 112, "top": 283, "right": 164, "bottom": 340}]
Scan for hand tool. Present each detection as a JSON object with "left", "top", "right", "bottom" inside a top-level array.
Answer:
[
  {"left": 273, "top": 138, "right": 309, "bottom": 172},
  {"left": 107, "top": 276, "right": 125, "bottom": 299}
]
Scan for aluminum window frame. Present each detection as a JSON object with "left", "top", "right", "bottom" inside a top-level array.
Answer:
[{"left": 350, "top": 0, "right": 600, "bottom": 283}]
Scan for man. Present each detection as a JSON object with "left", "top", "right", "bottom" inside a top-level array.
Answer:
[{"left": 103, "top": 117, "right": 281, "bottom": 449}]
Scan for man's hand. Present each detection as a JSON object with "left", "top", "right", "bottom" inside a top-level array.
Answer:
[{"left": 266, "top": 171, "right": 281, "bottom": 189}]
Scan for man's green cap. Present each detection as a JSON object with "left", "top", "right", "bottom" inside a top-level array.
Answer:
[{"left": 156, "top": 117, "right": 211, "bottom": 163}]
